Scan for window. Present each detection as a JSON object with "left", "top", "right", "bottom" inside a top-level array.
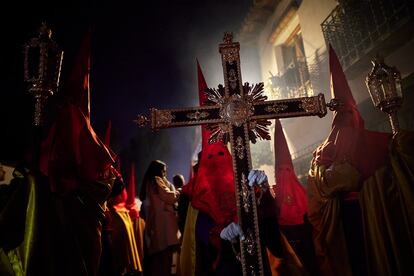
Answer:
[{"left": 270, "top": 29, "right": 313, "bottom": 99}]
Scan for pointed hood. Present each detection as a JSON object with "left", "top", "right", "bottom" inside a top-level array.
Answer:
[
  {"left": 329, "top": 45, "right": 364, "bottom": 129},
  {"left": 313, "top": 45, "right": 390, "bottom": 180},
  {"left": 275, "top": 119, "right": 294, "bottom": 171},
  {"left": 67, "top": 30, "right": 91, "bottom": 119},
  {"left": 274, "top": 119, "right": 307, "bottom": 225},
  {"left": 127, "top": 162, "right": 139, "bottom": 219},
  {"left": 190, "top": 61, "right": 236, "bottom": 226},
  {"left": 40, "top": 105, "right": 115, "bottom": 194},
  {"left": 39, "top": 30, "right": 116, "bottom": 194},
  {"left": 127, "top": 163, "right": 136, "bottom": 206}
]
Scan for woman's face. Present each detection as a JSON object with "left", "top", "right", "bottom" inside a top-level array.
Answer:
[{"left": 161, "top": 166, "right": 167, "bottom": 178}]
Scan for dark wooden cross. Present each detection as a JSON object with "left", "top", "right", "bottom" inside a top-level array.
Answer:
[{"left": 136, "top": 33, "right": 336, "bottom": 276}]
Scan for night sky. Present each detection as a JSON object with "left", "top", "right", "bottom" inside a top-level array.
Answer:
[{"left": 1, "top": 0, "right": 253, "bottom": 187}]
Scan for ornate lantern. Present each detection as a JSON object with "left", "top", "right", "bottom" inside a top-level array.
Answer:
[
  {"left": 23, "top": 22, "right": 63, "bottom": 126},
  {"left": 365, "top": 56, "right": 403, "bottom": 134}
]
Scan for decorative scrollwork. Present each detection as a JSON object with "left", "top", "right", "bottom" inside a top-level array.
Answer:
[
  {"left": 228, "top": 68, "right": 238, "bottom": 90},
  {"left": 134, "top": 115, "right": 149, "bottom": 127},
  {"left": 208, "top": 123, "right": 230, "bottom": 144},
  {"left": 264, "top": 103, "right": 288, "bottom": 113},
  {"left": 300, "top": 97, "right": 318, "bottom": 113},
  {"left": 154, "top": 110, "right": 175, "bottom": 128},
  {"left": 186, "top": 110, "right": 209, "bottom": 120},
  {"left": 235, "top": 136, "right": 245, "bottom": 160},
  {"left": 241, "top": 173, "right": 250, "bottom": 213},
  {"left": 205, "top": 85, "right": 225, "bottom": 105},
  {"left": 245, "top": 229, "right": 255, "bottom": 256},
  {"left": 220, "top": 94, "right": 254, "bottom": 127},
  {"left": 244, "top": 82, "right": 267, "bottom": 103},
  {"left": 249, "top": 266, "right": 257, "bottom": 276},
  {"left": 248, "top": 120, "right": 271, "bottom": 143},
  {"left": 223, "top": 32, "right": 233, "bottom": 44},
  {"left": 221, "top": 48, "right": 239, "bottom": 64}
]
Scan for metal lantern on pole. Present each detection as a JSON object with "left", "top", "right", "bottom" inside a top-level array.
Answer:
[
  {"left": 23, "top": 22, "right": 63, "bottom": 126},
  {"left": 365, "top": 55, "right": 403, "bottom": 134}
]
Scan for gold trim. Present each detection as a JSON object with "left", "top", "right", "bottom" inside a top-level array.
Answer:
[
  {"left": 243, "top": 123, "right": 264, "bottom": 276},
  {"left": 186, "top": 110, "right": 210, "bottom": 120},
  {"left": 264, "top": 103, "right": 288, "bottom": 113},
  {"left": 300, "top": 97, "right": 319, "bottom": 113},
  {"left": 235, "top": 136, "right": 245, "bottom": 160},
  {"left": 251, "top": 94, "right": 327, "bottom": 121},
  {"left": 245, "top": 229, "right": 255, "bottom": 255},
  {"left": 154, "top": 110, "right": 176, "bottom": 128},
  {"left": 241, "top": 173, "right": 250, "bottom": 213}
]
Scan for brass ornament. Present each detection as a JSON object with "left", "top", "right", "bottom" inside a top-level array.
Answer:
[
  {"left": 244, "top": 229, "right": 255, "bottom": 256},
  {"left": 264, "top": 103, "right": 288, "bottom": 113},
  {"left": 154, "top": 109, "right": 176, "bottom": 128},
  {"left": 208, "top": 123, "right": 231, "bottom": 144},
  {"left": 134, "top": 115, "right": 149, "bottom": 127},
  {"left": 205, "top": 82, "right": 272, "bottom": 144},
  {"left": 228, "top": 68, "right": 238, "bottom": 89},
  {"left": 300, "top": 97, "right": 319, "bottom": 113},
  {"left": 235, "top": 136, "right": 245, "bottom": 159},
  {"left": 186, "top": 110, "right": 210, "bottom": 120},
  {"left": 241, "top": 173, "right": 250, "bottom": 213},
  {"left": 220, "top": 94, "right": 254, "bottom": 127},
  {"left": 219, "top": 32, "right": 240, "bottom": 64}
]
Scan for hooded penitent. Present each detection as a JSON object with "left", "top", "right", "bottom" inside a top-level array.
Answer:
[
  {"left": 189, "top": 61, "right": 237, "bottom": 226},
  {"left": 313, "top": 45, "right": 390, "bottom": 181},
  {"left": 39, "top": 31, "right": 115, "bottom": 195},
  {"left": 274, "top": 119, "right": 307, "bottom": 225}
]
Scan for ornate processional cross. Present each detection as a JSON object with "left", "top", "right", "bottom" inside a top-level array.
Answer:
[{"left": 136, "top": 33, "right": 337, "bottom": 276}]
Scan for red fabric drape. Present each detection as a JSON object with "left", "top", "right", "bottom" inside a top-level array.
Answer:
[
  {"left": 274, "top": 119, "right": 307, "bottom": 225},
  {"left": 127, "top": 163, "right": 140, "bottom": 219},
  {"left": 313, "top": 45, "right": 390, "bottom": 181},
  {"left": 188, "top": 61, "right": 236, "bottom": 226},
  {"left": 40, "top": 105, "right": 115, "bottom": 194}
]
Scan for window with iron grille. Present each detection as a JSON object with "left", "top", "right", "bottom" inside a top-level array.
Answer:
[{"left": 270, "top": 31, "right": 313, "bottom": 99}]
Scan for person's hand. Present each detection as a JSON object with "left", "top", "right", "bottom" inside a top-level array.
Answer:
[
  {"left": 248, "top": 170, "right": 269, "bottom": 191},
  {"left": 220, "top": 222, "right": 245, "bottom": 241}
]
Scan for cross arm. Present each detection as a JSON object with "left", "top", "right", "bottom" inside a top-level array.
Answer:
[
  {"left": 251, "top": 93, "right": 327, "bottom": 120},
  {"left": 135, "top": 104, "right": 223, "bottom": 130}
]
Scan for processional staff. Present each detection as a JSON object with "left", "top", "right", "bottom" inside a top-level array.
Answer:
[
  {"left": 23, "top": 22, "right": 63, "bottom": 168},
  {"left": 366, "top": 55, "right": 403, "bottom": 135},
  {"left": 135, "top": 32, "right": 339, "bottom": 276}
]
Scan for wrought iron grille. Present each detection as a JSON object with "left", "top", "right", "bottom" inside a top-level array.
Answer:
[
  {"left": 269, "top": 60, "right": 314, "bottom": 99},
  {"left": 321, "top": 0, "right": 413, "bottom": 69}
]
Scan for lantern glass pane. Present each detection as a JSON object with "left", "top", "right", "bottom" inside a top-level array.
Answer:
[
  {"left": 395, "top": 78, "right": 403, "bottom": 98},
  {"left": 28, "top": 47, "right": 40, "bottom": 80}
]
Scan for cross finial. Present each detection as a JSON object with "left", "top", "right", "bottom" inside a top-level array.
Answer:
[
  {"left": 38, "top": 22, "right": 52, "bottom": 39},
  {"left": 223, "top": 32, "right": 233, "bottom": 44}
]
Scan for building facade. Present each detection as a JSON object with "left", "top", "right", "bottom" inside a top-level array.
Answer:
[{"left": 239, "top": 0, "right": 414, "bottom": 183}]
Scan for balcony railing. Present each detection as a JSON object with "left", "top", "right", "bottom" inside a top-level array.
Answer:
[
  {"left": 321, "top": 0, "right": 413, "bottom": 70},
  {"left": 269, "top": 60, "right": 314, "bottom": 99}
]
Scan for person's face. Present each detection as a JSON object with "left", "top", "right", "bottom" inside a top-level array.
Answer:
[{"left": 161, "top": 166, "right": 167, "bottom": 178}]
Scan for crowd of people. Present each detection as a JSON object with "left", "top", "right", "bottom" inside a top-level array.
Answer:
[{"left": 0, "top": 34, "right": 413, "bottom": 276}]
